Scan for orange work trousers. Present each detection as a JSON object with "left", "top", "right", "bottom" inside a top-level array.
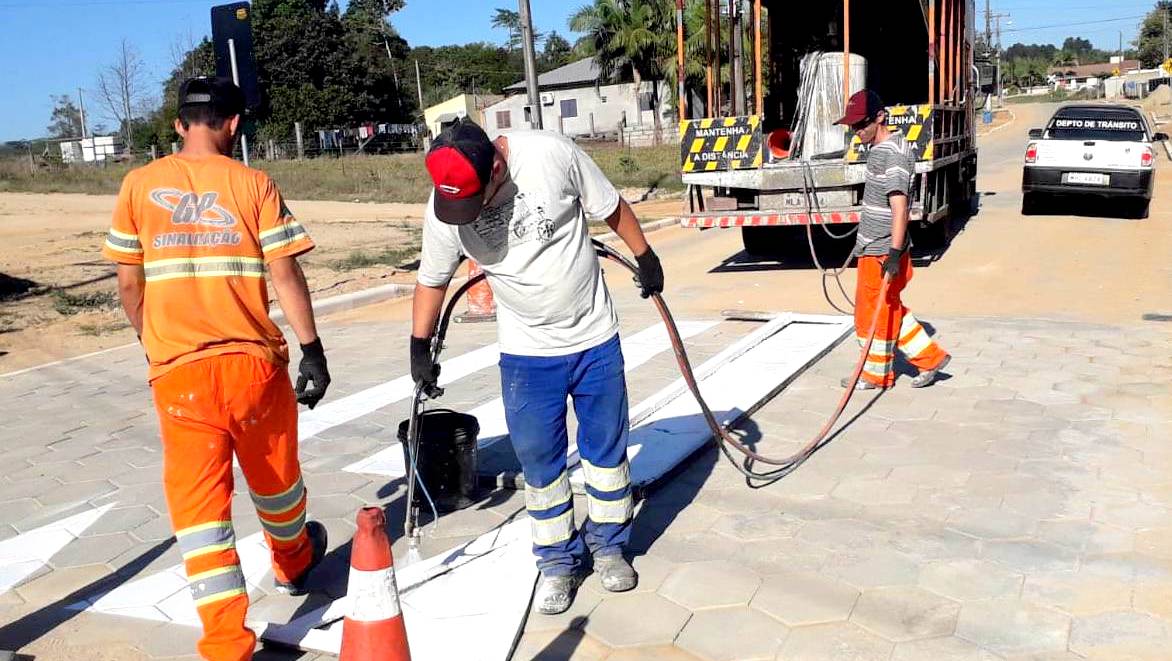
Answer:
[
  {"left": 854, "top": 252, "right": 949, "bottom": 387},
  {"left": 152, "top": 354, "right": 312, "bottom": 661}
]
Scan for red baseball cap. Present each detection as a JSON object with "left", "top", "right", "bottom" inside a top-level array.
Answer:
[
  {"left": 425, "top": 119, "right": 496, "bottom": 225},
  {"left": 836, "top": 90, "right": 885, "bottom": 126}
]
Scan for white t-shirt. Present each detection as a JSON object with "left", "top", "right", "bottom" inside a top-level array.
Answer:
[{"left": 417, "top": 130, "right": 622, "bottom": 357}]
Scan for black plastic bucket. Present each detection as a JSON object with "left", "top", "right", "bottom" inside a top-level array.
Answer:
[{"left": 398, "top": 409, "right": 481, "bottom": 512}]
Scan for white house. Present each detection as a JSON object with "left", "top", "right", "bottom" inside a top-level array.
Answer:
[{"left": 481, "top": 57, "right": 671, "bottom": 139}]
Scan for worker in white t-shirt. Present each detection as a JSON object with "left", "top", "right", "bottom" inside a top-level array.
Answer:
[{"left": 411, "top": 119, "right": 664, "bottom": 615}]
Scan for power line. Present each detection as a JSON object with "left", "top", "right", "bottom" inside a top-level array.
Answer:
[{"left": 1000, "top": 15, "right": 1148, "bottom": 34}]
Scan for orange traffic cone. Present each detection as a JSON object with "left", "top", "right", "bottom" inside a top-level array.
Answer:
[
  {"left": 455, "top": 260, "right": 496, "bottom": 323},
  {"left": 339, "top": 507, "right": 411, "bottom": 661}
]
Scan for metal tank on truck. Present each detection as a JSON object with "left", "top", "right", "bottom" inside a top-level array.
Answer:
[{"left": 671, "top": 0, "right": 981, "bottom": 256}]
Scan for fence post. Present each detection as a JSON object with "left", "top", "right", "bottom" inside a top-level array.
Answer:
[
  {"left": 294, "top": 122, "right": 305, "bottom": 159},
  {"left": 589, "top": 112, "right": 595, "bottom": 137},
  {"left": 558, "top": 114, "right": 565, "bottom": 135},
  {"left": 150, "top": 145, "right": 158, "bottom": 160},
  {"left": 171, "top": 142, "right": 180, "bottom": 155},
  {"left": 267, "top": 139, "right": 276, "bottom": 161}
]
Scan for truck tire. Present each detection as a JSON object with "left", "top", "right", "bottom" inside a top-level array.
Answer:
[
  {"left": 741, "top": 226, "right": 779, "bottom": 257},
  {"left": 1132, "top": 198, "right": 1150, "bottom": 220},
  {"left": 912, "top": 218, "right": 949, "bottom": 250}
]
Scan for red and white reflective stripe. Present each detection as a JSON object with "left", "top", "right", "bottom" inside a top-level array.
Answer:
[
  {"left": 346, "top": 566, "right": 402, "bottom": 622},
  {"left": 680, "top": 211, "right": 861, "bottom": 228}
]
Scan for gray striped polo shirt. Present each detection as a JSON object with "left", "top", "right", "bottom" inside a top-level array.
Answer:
[{"left": 855, "top": 133, "right": 914, "bottom": 257}]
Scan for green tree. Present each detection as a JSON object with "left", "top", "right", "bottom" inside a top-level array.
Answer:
[
  {"left": 151, "top": 38, "right": 216, "bottom": 146},
  {"left": 492, "top": 8, "right": 543, "bottom": 52},
  {"left": 342, "top": 0, "right": 414, "bottom": 122},
  {"left": 570, "top": 0, "right": 673, "bottom": 140},
  {"left": 1061, "top": 36, "right": 1094, "bottom": 62},
  {"left": 541, "top": 30, "right": 574, "bottom": 70},
  {"left": 1135, "top": 1, "right": 1172, "bottom": 68},
  {"left": 410, "top": 42, "right": 522, "bottom": 101},
  {"left": 46, "top": 95, "right": 84, "bottom": 139}
]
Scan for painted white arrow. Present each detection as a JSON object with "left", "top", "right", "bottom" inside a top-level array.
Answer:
[{"left": 0, "top": 504, "right": 114, "bottom": 595}]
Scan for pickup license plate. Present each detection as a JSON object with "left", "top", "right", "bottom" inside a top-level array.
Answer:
[{"left": 1064, "top": 172, "right": 1110, "bottom": 186}]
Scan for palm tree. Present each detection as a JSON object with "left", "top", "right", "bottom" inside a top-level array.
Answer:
[{"left": 570, "top": 0, "right": 673, "bottom": 141}]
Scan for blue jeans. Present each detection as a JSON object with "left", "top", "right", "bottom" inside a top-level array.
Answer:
[{"left": 500, "top": 334, "right": 632, "bottom": 576}]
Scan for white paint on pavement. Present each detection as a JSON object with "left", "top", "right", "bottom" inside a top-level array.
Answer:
[
  {"left": 257, "top": 518, "right": 537, "bottom": 661},
  {"left": 299, "top": 344, "right": 501, "bottom": 441},
  {"left": 0, "top": 504, "right": 113, "bottom": 595},
  {"left": 341, "top": 320, "right": 720, "bottom": 478},
  {"left": 74, "top": 532, "right": 271, "bottom": 624}
]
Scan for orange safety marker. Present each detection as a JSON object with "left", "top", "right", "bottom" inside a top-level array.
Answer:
[
  {"left": 339, "top": 507, "right": 411, "bottom": 661},
  {"left": 455, "top": 260, "right": 496, "bottom": 323}
]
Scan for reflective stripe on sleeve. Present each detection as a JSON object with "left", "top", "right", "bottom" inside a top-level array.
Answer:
[
  {"left": 105, "top": 228, "right": 143, "bottom": 254},
  {"left": 175, "top": 521, "right": 236, "bottom": 561},
  {"left": 524, "top": 472, "right": 572, "bottom": 512},
  {"left": 259, "top": 221, "right": 310, "bottom": 253},
  {"left": 188, "top": 565, "right": 246, "bottom": 607}
]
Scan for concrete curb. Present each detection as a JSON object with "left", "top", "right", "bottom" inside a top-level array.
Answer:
[
  {"left": 977, "top": 108, "right": 1017, "bottom": 138},
  {"left": 0, "top": 217, "right": 681, "bottom": 378}
]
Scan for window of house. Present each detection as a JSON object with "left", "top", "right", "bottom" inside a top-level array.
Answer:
[
  {"left": 560, "top": 98, "right": 578, "bottom": 118},
  {"left": 638, "top": 92, "right": 655, "bottom": 112},
  {"left": 496, "top": 110, "right": 511, "bottom": 129}
]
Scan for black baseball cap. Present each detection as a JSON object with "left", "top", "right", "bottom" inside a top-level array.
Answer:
[
  {"left": 425, "top": 119, "right": 496, "bottom": 225},
  {"left": 177, "top": 76, "right": 245, "bottom": 116}
]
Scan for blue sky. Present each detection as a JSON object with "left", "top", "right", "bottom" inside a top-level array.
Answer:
[{"left": 0, "top": 0, "right": 1163, "bottom": 142}]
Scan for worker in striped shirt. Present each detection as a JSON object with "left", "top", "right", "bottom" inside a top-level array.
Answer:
[
  {"left": 836, "top": 90, "right": 951, "bottom": 389},
  {"left": 103, "top": 77, "right": 329, "bottom": 660}
]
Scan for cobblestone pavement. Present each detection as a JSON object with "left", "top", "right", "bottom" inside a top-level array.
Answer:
[{"left": 1, "top": 277, "right": 1170, "bottom": 660}]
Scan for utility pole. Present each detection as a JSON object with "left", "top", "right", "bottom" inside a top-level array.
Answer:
[
  {"left": 984, "top": 0, "right": 992, "bottom": 48},
  {"left": 518, "top": 0, "right": 543, "bottom": 129},
  {"left": 1164, "top": 6, "right": 1169, "bottom": 64},
  {"left": 991, "top": 12, "right": 1009, "bottom": 103},
  {"left": 77, "top": 87, "right": 88, "bottom": 139},
  {"left": 414, "top": 59, "right": 424, "bottom": 110},
  {"left": 730, "top": 0, "right": 745, "bottom": 116}
]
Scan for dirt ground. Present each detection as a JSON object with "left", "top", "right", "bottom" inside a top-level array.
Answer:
[{"left": 0, "top": 193, "right": 684, "bottom": 373}]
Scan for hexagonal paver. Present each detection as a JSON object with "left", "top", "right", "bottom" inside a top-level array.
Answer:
[
  {"left": 604, "top": 645, "right": 702, "bottom": 661},
  {"left": 776, "top": 621, "right": 893, "bottom": 661},
  {"left": 48, "top": 532, "right": 136, "bottom": 568},
  {"left": 851, "top": 586, "right": 960, "bottom": 642},
  {"left": 710, "top": 510, "right": 803, "bottom": 542},
  {"left": 1069, "top": 610, "right": 1172, "bottom": 657},
  {"left": 832, "top": 477, "right": 918, "bottom": 506},
  {"left": 980, "top": 539, "right": 1079, "bottom": 574},
  {"left": 823, "top": 549, "right": 920, "bottom": 589},
  {"left": 1022, "top": 572, "right": 1134, "bottom": 616},
  {"left": 890, "top": 636, "right": 1000, "bottom": 661},
  {"left": 955, "top": 598, "right": 1071, "bottom": 656},
  {"left": 946, "top": 508, "right": 1036, "bottom": 540},
  {"left": 1135, "top": 527, "right": 1172, "bottom": 560},
  {"left": 1034, "top": 519, "right": 1133, "bottom": 554},
  {"left": 525, "top": 583, "right": 602, "bottom": 633},
  {"left": 750, "top": 570, "right": 858, "bottom": 627},
  {"left": 582, "top": 592, "right": 690, "bottom": 647},
  {"left": 919, "top": 559, "right": 1023, "bottom": 601},
  {"left": 658, "top": 561, "right": 761, "bottom": 610},
  {"left": 676, "top": 607, "right": 786, "bottom": 661},
  {"left": 1134, "top": 581, "right": 1172, "bottom": 620},
  {"left": 733, "top": 537, "right": 830, "bottom": 576},
  {"left": 644, "top": 531, "right": 732, "bottom": 564}
]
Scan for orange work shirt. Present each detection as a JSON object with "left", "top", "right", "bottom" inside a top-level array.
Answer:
[{"left": 101, "top": 154, "right": 314, "bottom": 381}]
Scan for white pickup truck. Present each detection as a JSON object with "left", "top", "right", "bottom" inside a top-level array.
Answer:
[{"left": 1021, "top": 104, "right": 1167, "bottom": 218}]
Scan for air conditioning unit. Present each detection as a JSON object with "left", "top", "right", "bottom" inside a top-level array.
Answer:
[{"left": 540, "top": 93, "right": 555, "bottom": 106}]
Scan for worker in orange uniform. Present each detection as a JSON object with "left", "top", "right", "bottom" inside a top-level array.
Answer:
[
  {"left": 836, "top": 90, "right": 951, "bottom": 389},
  {"left": 103, "top": 77, "right": 330, "bottom": 661}
]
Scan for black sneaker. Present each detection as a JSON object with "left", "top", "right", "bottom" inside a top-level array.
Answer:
[{"left": 273, "top": 520, "right": 328, "bottom": 596}]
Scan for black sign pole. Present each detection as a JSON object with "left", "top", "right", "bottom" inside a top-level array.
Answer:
[{"left": 227, "top": 38, "right": 250, "bottom": 166}]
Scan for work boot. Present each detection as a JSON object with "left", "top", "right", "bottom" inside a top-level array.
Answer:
[
  {"left": 840, "top": 375, "right": 887, "bottom": 390},
  {"left": 594, "top": 553, "right": 638, "bottom": 592},
  {"left": 910, "top": 355, "right": 951, "bottom": 388},
  {"left": 273, "top": 520, "right": 328, "bottom": 596},
  {"left": 534, "top": 571, "right": 585, "bottom": 615}
]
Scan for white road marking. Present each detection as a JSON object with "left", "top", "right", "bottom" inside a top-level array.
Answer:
[
  {"left": 341, "top": 320, "right": 720, "bottom": 478},
  {"left": 0, "top": 504, "right": 113, "bottom": 595}
]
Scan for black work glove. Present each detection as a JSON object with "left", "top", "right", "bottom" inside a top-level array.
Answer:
[
  {"left": 882, "top": 246, "right": 905, "bottom": 279},
  {"left": 634, "top": 247, "right": 665, "bottom": 299},
  {"left": 410, "top": 335, "right": 442, "bottom": 397},
  {"left": 294, "top": 338, "right": 331, "bottom": 409}
]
